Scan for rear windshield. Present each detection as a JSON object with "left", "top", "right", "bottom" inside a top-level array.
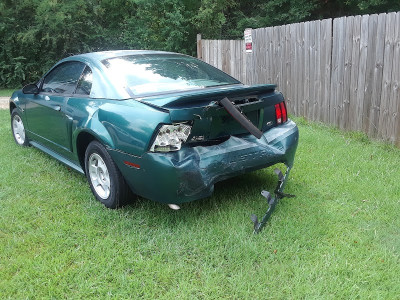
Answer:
[{"left": 102, "top": 54, "right": 240, "bottom": 96}]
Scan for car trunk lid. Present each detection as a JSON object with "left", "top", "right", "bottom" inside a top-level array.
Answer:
[{"left": 135, "top": 84, "right": 285, "bottom": 142}]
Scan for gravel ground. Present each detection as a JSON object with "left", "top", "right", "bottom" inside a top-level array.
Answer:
[{"left": 0, "top": 97, "right": 9, "bottom": 109}]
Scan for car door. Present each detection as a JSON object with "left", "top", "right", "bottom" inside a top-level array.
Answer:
[{"left": 25, "top": 61, "right": 86, "bottom": 156}]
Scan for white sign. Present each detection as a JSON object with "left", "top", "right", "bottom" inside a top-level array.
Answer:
[{"left": 244, "top": 28, "right": 252, "bottom": 53}]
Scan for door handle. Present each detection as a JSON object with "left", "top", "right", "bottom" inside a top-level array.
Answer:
[
  {"left": 44, "top": 96, "right": 50, "bottom": 101},
  {"left": 52, "top": 105, "right": 61, "bottom": 111}
]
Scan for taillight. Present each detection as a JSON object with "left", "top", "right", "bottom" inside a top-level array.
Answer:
[
  {"left": 150, "top": 123, "right": 192, "bottom": 152},
  {"left": 275, "top": 101, "right": 287, "bottom": 124},
  {"left": 280, "top": 101, "right": 287, "bottom": 123},
  {"left": 275, "top": 103, "right": 282, "bottom": 124}
]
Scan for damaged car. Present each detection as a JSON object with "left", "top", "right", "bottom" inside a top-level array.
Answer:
[{"left": 10, "top": 50, "right": 298, "bottom": 232}]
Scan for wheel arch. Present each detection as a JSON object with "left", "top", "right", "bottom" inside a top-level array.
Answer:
[
  {"left": 9, "top": 102, "right": 17, "bottom": 115},
  {"left": 75, "top": 129, "right": 115, "bottom": 171}
]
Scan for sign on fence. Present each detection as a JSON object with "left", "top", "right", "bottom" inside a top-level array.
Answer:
[{"left": 244, "top": 28, "right": 253, "bottom": 53}]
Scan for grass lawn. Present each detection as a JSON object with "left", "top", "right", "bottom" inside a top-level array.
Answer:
[
  {"left": 1, "top": 110, "right": 399, "bottom": 298},
  {"left": 0, "top": 89, "right": 15, "bottom": 97}
]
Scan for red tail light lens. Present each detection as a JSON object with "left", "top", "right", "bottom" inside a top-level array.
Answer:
[
  {"left": 275, "top": 103, "right": 282, "bottom": 124},
  {"left": 280, "top": 101, "right": 287, "bottom": 123}
]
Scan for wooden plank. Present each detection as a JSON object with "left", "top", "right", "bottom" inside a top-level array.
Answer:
[
  {"left": 197, "top": 34, "right": 202, "bottom": 59},
  {"left": 294, "top": 23, "right": 304, "bottom": 116},
  {"left": 283, "top": 24, "right": 292, "bottom": 111},
  {"left": 281, "top": 25, "right": 288, "bottom": 101},
  {"left": 273, "top": 26, "right": 281, "bottom": 88},
  {"left": 349, "top": 15, "right": 362, "bottom": 131},
  {"left": 230, "top": 40, "right": 236, "bottom": 77},
  {"left": 378, "top": 12, "right": 396, "bottom": 141},
  {"left": 245, "top": 29, "right": 255, "bottom": 85},
  {"left": 201, "top": 40, "right": 205, "bottom": 62},
  {"left": 202, "top": 40, "right": 208, "bottom": 63},
  {"left": 206, "top": 40, "right": 212, "bottom": 66},
  {"left": 253, "top": 29, "right": 260, "bottom": 85},
  {"left": 288, "top": 23, "right": 296, "bottom": 113},
  {"left": 217, "top": 39, "right": 222, "bottom": 70},
  {"left": 234, "top": 40, "right": 240, "bottom": 81},
  {"left": 293, "top": 23, "right": 302, "bottom": 116},
  {"left": 277, "top": 25, "right": 285, "bottom": 92},
  {"left": 222, "top": 40, "right": 228, "bottom": 74},
  {"left": 313, "top": 20, "right": 322, "bottom": 122},
  {"left": 241, "top": 39, "right": 246, "bottom": 82},
  {"left": 342, "top": 16, "right": 354, "bottom": 130},
  {"left": 265, "top": 27, "right": 272, "bottom": 83},
  {"left": 303, "top": 21, "right": 310, "bottom": 119},
  {"left": 390, "top": 13, "right": 400, "bottom": 145},
  {"left": 337, "top": 16, "right": 347, "bottom": 128},
  {"left": 289, "top": 23, "right": 297, "bottom": 115},
  {"left": 368, "top": 13, "right": 386, "bottom": 138},
  {"left": 362, "top": 14, "right": 378, "bottom": 133},
  {"left": 234, "top": 40, "right": 239, "bottom": 81},
  {"left": 308, "top": 21, "right": 315, "bottom": 121},
  {"left": 263, "top": 27, "right": 269, "bottom": 84},
  {"left": 320, "top": 19, "right": 332, "bottom": 123},
  {"left": 214, "top": 39, "right": 219, "bottom": 68},
  {"left": 355, "top": 15, "right": 370, "bottom": 132},
  {"left": 298, "top": 22, "right": 305, "bottom": 117},
  {"left": 207, "top": 40, "right": 212, "bottom": 64},
  {"left": 330, "top": 17, "right": 340, "bottom": 125}
]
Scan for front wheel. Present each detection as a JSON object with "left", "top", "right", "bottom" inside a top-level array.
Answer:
[
  {"left": 11, "top": 109, "right": 29, "bottom": 146},
  {"left": 85, "top": 141, "right": 131, "bottom": 208}
]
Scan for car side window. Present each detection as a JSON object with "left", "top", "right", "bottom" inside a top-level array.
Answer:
[
  {"left": 75, "top": 66, "right": 93, "bottom": 96},
  {"left": 41, "top": 62, "right": 86, "bottom": 94}
]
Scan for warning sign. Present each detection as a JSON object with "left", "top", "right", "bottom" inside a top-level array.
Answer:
[{"left": 244, "top": 28, "right": 252, "bottom": 53}]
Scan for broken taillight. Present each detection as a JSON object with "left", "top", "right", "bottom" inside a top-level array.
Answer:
[
  {"left": 150, "top": 123, "right": 192, "bottom": 152},
  {"left": 275, "top": 101, "right": 287, "bottom": 124}
]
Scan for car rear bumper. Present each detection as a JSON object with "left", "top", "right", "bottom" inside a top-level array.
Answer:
[{"left": 109, "top": 120, "right": 299, "bottom": 204}]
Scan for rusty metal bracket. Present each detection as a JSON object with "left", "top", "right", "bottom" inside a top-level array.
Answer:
[{"left": 251, "top": 166, "right": 295, "bottom": 233}]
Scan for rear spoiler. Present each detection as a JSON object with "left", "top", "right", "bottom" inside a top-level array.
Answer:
[{"left": 137, "top": 84, "right": 277, "bottom": 109}]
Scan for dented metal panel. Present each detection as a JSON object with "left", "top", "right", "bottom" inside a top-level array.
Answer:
[{"left": 109, "top": 120, "right": 298, "bottom": 204}]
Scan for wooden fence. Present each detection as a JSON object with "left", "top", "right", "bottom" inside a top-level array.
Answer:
[{"left": 197, "top": 12, "right": 400, "bottom": 146}]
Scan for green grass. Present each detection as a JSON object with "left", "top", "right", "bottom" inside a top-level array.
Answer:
[
  {"left": 0, "top": 89, "right": 15, "bottom": 97},
  {"left": 1, "top": 111, "right": 399, "bottom": 299}
]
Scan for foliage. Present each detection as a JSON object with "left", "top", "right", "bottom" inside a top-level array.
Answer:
[
  {"left": 1, "top": 0, "right": 399, "bottom": 88},
  {"left": 0, "top": 89, "right": 14, "bottom": 97}
]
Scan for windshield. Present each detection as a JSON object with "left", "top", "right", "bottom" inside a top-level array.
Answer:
[{"left": 102, "top": 54, "right": 240, "bottom": 96}]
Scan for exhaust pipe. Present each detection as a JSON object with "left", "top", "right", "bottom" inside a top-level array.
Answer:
[{"left": 168, "top": 204, "right": 180, "bottom": 210}]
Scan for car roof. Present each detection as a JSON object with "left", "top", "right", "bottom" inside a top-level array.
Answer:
[
  {"left": 67, "top": 50, "right": 178, "bottom": 62},
  {"left": 45, "top": 50, "right": 193, "bottom": 100}
]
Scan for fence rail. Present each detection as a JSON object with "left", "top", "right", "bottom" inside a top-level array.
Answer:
[{"left": 198, "top": 12, "right": 400, "bottom": 146}]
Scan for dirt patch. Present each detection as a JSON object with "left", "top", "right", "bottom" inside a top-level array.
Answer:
[{"left": 0, "top": 97, "right": 9, "bottom": 110}]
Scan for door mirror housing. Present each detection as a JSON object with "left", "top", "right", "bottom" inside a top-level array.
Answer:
[{"left": 22, "top": 84, "right": 39, "bottom": 95}]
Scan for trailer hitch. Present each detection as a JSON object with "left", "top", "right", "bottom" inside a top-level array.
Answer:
[{"left": 251, "top": 166, "right": 295, "bottom": 233}]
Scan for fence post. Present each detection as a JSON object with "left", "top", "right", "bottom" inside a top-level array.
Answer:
[{"left": 197, "top": 34, "right": 202, "bottom": 60}]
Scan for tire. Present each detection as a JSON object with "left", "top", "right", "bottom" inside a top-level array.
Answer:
[
  {"left": 84, "top": 140, "right": 131, "bottom": 208},
  {"left": 11, "top": 109, "right": 29, "bottom": 147}
]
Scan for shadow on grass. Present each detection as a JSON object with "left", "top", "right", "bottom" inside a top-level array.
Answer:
[{"left": 118, "top": 165, "right": 301, "bottom": 231}]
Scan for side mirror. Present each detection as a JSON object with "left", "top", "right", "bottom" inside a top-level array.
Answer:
[{"left": 22, "top": 84, "right": 39, "bottom": 95}]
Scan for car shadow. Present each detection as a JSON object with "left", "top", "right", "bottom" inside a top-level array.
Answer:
[{"left": 122, "top": 167, "right": 288, "bottom": 230}]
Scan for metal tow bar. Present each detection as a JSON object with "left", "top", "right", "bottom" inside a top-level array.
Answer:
[{"left": 251, "top": 166, "right": 295, "bottom": 234}]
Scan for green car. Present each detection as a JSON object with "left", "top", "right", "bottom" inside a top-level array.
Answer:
[{"left": 10, "top": 50, "right": 298, "bottom": 229}]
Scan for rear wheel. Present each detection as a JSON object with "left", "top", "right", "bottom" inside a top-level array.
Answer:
[
  {"left": 85, "top": 141, "right": 131, "bottom": 208},
  {"left": 11, "top": 109, "right": 29, "bottom": 146}
]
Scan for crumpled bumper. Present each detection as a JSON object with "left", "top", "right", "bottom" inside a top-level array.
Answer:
[{"left": 110, "top": 120, "right": 299, "bottom": 204}]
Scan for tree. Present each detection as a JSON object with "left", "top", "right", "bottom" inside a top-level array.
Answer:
[{"left": 1, "top": 0, "right": 399, "bottom": 87}]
